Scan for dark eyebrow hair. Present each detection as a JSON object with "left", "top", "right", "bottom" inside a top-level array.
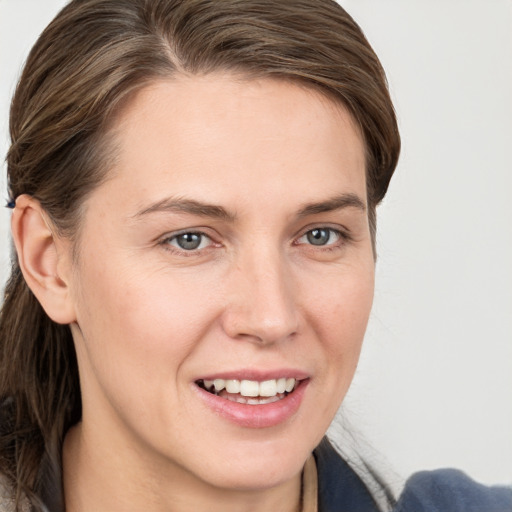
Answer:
[
  {"left": 133, "top": 197, "right": 236, "bottom": 221},
  {"left": 133, "top": 193, "right": 365, "bottom": 222},
  {"left": 297, "top": 193, "right": 366, "bottom": 217}
]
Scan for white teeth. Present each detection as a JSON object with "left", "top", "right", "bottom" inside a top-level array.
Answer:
[
  {"left": 225, "top": 379, "right": 240, "bottom": 394},
  {"left": 213, "top": 379, "right": 226, "bottom": 392},
  {"left": 201, "top": 378, "right": 298, "bottom": 398},
  {"left": 240, "top": 380, "right": 259, "bottom": 397},
  {"left": 259, "top": 379, "right": 278, "bottom": 397},
  {"left": 276, "top": 377, "right": 286, "bottom": 394},
  {"left": 227, "top": 395, "right": 283, "bottom": 405},
  {"left": 285, "top": 378, "right": 295, "bottom": 392}
]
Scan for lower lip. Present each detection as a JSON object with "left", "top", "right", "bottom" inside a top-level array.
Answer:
[{"left": 194, "top": 379, "right": 309, "bottom": 429}]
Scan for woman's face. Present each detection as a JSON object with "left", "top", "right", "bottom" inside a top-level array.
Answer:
[{"left": 65, "top": 75, "right": 374, "bottom": 491}]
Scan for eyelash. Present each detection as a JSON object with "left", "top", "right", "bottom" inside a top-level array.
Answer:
[
  {"left": 294, "top": 227, "right": 350, "bottom": 251},
  {"left": 159, "top": 226, "right": 351, "bottom": 255},
  {"left": 159, "top": 230, "right": 218, "bottom": 255}
]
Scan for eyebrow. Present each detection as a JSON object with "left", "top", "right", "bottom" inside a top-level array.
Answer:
[
  {"left": 133, "top": 197, "right": 236, "bottom": 221},
  {"left": 133, "top": 192, "right": 366, "bottom": 222},
  {"left": 297, "top": 193, "right": 366, "bottom": 217}
]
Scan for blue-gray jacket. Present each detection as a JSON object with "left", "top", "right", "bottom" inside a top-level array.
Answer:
[{"left": 314, "top": 438, "right": 512, "bottom": 512}]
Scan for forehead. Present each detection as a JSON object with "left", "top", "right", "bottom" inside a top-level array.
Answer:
[{"left": 98, "top": 74, "right": 366, "bottom": 216}]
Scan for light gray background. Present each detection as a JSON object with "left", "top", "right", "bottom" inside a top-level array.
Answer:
[{"left": 1, "top": 0, "right": 511, "bottom": 486}]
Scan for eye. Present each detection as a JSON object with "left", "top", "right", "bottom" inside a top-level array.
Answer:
[
  {"left": 297, "top": 228, "right": 342, "bottom": 247},
  {"left": 165, "top": 232, "right": 212, "bottom": 251}
]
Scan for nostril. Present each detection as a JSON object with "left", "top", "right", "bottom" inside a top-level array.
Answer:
[{"left": 221, "top": 310, "right": 299, "bottom": 346}]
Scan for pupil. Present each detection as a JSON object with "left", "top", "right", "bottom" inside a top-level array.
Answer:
[
  {"left": 307, "top": 229, "right": 330, "bottom": 246},
  {"left": 177, "top": 233, "right": 201, "bottom": 250}
]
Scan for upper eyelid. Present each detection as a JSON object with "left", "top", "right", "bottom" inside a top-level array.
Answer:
[
  {"left": 159, "top": 229, "right": 216, "bottom": 249},
  {"left": 296, "top": 227, "right": 342, "bottom": 241},
  {"left": 294, "top": 224, "right": 350, "bottom": 240},
  {"left": 157, "top": 231, "right": 219, "bottom": 257},
  {"left": 157, "top": 224, "right": 350, "bottom": 247},
  {"left": 159, "top": 227, "right": 215, "bottom": 242}
]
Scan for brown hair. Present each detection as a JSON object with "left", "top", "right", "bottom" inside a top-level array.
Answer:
[{"left": 0, "top": 0, "right": 400, "bottom": 509}]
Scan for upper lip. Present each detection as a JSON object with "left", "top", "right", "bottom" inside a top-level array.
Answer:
[{"left": 195, "top": 369, "right": 310, "bottom": 382}]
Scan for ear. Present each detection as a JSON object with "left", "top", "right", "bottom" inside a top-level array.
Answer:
[{"left": 11, "top": 195, "right": 77, "bottom": 324}]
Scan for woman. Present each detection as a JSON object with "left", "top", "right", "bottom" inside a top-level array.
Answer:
[{"left": 0, "top": 1, "right": 510, "bottom": 511}]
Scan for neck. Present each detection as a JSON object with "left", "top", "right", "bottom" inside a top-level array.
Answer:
[{"left": 62, "top": 422, "right": 302, "bottom": 512}]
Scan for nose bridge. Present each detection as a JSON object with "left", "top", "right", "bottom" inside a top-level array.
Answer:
[{"left": 223, "top": 240, "right": 299, "bottom": 344}]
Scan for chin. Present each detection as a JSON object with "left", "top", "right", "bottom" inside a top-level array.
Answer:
[
  {"left": 204, "top": 454, "right": 305, "bottom": 491},
  {"left": 188, "top": 430, "right": 317, "bottom": 491}
]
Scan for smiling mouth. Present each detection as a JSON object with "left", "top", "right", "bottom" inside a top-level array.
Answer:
[{"left": 196, "top": 377, "right": 300, "bottom": 405}]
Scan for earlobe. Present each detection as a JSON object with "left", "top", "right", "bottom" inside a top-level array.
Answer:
[{"left": 11, "top": 195, "right": 77, "bottom": 325}]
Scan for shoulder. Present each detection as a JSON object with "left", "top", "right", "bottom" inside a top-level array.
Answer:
[
  {"left": 314, "top": 438, "right": 381, "bottom": 512},
  {"left": 394, "top": 468, "right": 512, "bottom": 512},
  {"left": 313, "top": 438, "right": 512, "bottom": 512}
]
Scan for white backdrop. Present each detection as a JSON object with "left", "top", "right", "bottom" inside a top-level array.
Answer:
[{"left": 1, "top": 0, "right": 511, "bottom": 487}]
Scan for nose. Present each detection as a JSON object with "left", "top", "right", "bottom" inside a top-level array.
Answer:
[{"left": 221, "top": 246, "right": 299, "bottom": 345}]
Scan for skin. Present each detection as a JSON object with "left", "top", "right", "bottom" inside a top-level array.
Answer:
[{"left": 21, "top": 75, "right": 375, "bottom": 511}]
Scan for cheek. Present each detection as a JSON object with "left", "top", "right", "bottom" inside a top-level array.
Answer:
[
  {"left": 281, "top": 260, "right": 374, "bottom": 445},
  {"left": 308, "top": 261, "right": 374, "bottom": 347},
  {"left": 78, "top": 267, "right": 215, "bottom": 362},
  {"left": 304, "top": 261, "right": 374, "bottom": 391},
  {"left": 71, "top": 255, "right": 222, "bottom": 414}
]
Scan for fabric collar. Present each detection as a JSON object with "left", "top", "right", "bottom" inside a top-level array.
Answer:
[{"left": 313, "top": 437, "right": 380, "bottom": 512}]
